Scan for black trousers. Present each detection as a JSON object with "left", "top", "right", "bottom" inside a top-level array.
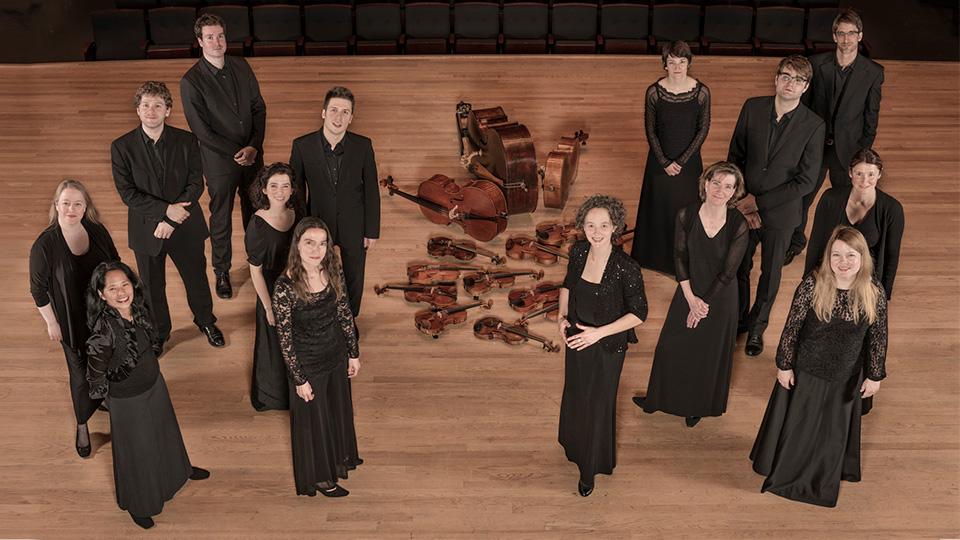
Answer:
[
  {"left": 792, "top": 144, "right": 850, "bottom": 249},
  {"left": 135, "top": 235, "right": 216, "bottom": 341},
  {"left": 206, "top": 164, "right": 258, "bottom": 274},
  {"left": 62, "top": 343, "right": 102, "bottom": 424},
  {"left": 738, "top": 226, "right": 793, "bottom": 336},
  {"left": 336, "top": 236, "right": 366, "bottom": 317}
]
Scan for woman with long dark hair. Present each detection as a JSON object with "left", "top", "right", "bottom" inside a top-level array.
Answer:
[
  {"left": 30, "top": 179, "right": 119, "bottom": 457},
  {"left": 86, "top": 261, "right": 209, "bottom": 529},
  {"left": 246, "top": 162, "right": 300, "bottom": 411},
  {"left": 272, "top": 217, "right": 362, "bottom": 497}
]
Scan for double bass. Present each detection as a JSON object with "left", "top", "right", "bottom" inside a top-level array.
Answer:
[
  {"left": 457, "top": 101, "right": 538, "bottom": 215},
  {"left": 540, "top": 130, "right": 589, "bottom": 209}
]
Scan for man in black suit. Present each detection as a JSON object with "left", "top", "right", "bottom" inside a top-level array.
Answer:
[
  {"left": 290, "top": 86, "right": 380, "bottom": 318},
  {"left": 111, "top": 81, "right": 224, "bottom": 347},
  {"left": 728, "top": 56, "right": 825, "bottom": 356},
  {"left": 180, "top": 13, "right": 266, "bottom": 299},
  {"left": 788, "top": 8, "right": 883, "bottom": 262}
]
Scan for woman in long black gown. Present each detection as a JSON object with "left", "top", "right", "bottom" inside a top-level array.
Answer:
[
  {"left": 750, "top": 226, "right": 887, "bottom": 507},
  {"left": 86, "top": 261, "right": 209, "bottom": 529},
  {"left": 273, "top": 217, "right": 362, "bottom": 497},
  {"left": 246, "top": 162, "right": 300, "bottom": 411},
  {"left": 558, "top": 195, "right": 648, "bottom": 497},
  {"left": 631, "top": 41, "right": 711, "bottom": 276},
  {"left": 634, "top": 162, "right": 748, "bottom": 427},
  {"left": 804, "top": 148, "right": 904, "bottom": 415},
  {"left": 30, "top": 179, "right": 119, "bottom": 457}
]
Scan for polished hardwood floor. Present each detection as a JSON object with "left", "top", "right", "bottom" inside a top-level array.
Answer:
[{"left": 1, "top": 56, "right": 957, "bottom": 538}]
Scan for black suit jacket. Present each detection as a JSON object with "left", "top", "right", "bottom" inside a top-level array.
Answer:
[
  {"left": 727, "top": 96, "right": 825, "bottom": 230},
  {"left": 110, "top": 125, "right": 209, "bottom": 256},
  {"left": 289, "top": 130, "right": 380, "bottom": 243},
  {"left": 803, "top": 52, "right": 883, "bottom": 166},
  {"left": 180, "top": 56, "right": 266, "bottom": 176}
]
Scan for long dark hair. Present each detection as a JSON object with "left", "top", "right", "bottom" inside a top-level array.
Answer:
[
  {"left": 283, "top": 217, "right": 345, "bottom": 301},
  {"left": 249, "top": 162, "right": 302, "bottom": 212},
  {"left": 86, "top": 261, "right": 156, "bottom": 334}
]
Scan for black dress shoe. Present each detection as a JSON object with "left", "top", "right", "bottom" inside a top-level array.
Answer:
[
  {"left": 189, "top": 466, "right": 210, "bottom": 480},
  {"left": 685, "top": 416, "right": 702, "bottom": 428},
  {"left": 783, "top": 245, "right": 803, "bottom": 266},
  {"left": 632, "top": 396, "right": 646, "bottom": 408},
  {"left": 319, "top": 484, "right": 349, "bottom": 497},
  {"left": 200, "top": 324, "right": 225, "bottom": 347},
  {"left": 129, "top": 513, "right": 155, "bottom": 529},
  {"left": 745, "top": 333, "right": 764, "bottom": 356},
  {"left": 76, "top": 427, "right": 91, "bottom": 458},
  {"left": 215, "top": 272, "right": 232, "bottom": 299},
  {"left": 577, "top": 481, "right": 594, "bottom": 497}
]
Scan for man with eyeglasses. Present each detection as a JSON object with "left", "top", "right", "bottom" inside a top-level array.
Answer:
[
  {"left": 728, "top": 55, "right": 825, "bottom": 356},
  {"left": 787, "top": 8, "right": 884, "bottom": 263}
]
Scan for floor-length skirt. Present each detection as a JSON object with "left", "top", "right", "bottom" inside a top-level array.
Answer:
[
  {"left": 749, "top": 370, "right": 863, "bottom": 507},
  {"left": 63, "top": 343, "right": 103, "bottom": 424},
  {"left": 289, "top": 367, "right": 361, "bottom": 496},
  {"left": 251, "top": 300, "right": 290, "bottom": 411},
  {"left": 109, "top": 375, "right": 192, "bottom": 517},
  {"left": 558, "top": 345, "right": 626, "bottom": 481}
]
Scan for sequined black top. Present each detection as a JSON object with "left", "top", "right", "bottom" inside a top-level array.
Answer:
[
  {"left": 86, "top": 310, "right": 162, "bottom": 399},
  {"left": 776, "top": 275, "right": 888, "bottom": 382}
]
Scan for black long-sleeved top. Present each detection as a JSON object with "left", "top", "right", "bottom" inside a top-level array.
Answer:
[
  {"left": 674, "top": 204, "right": 749, "bottom": 303},
  {"left": 86, "top": 310, "right": 162, "bottom": 399},
  {"left": 803, "top": 187, "right": 904, "bottom": 300},
  {"left": 645, "top": 81, "right": 711, "bottom": 168},
  {"left": 562, "top": 241, "right": 648, "bottom": 353}
]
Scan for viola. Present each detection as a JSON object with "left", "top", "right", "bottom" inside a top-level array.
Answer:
[
  {"left": 415, "top": 299, "right": 493, "bottom": 339},
  {"left": 535, "top": 220, "right": 579, "bottom": 246},
  {"left": 427, "top": 235, "right": 506, "bottom": 265},
  {"left": 516, "top": 301, "right": 560, "bottom": 325},
  {"left": 457, "top": 102, "right": 538, "bottom": 215},
  {"left": 374, "top": 281, "right": 458, "bottom": 308},
  {"left": 463, "top": 268, "right": 544, "bottom": 298},
  {"left": 507, "top": 281, "right": 561, "bottom": 313},
  {"left": 407, "top": 261, "right": 485, "bottom": 284},
  {"left": 380, "top": 175, "right": 508, "bottom": 242},
  {"left": 540, "top": 130, "right": 589, "bottom": 209},
  {"left": 473, "top": 316, "right": 560, "bottom": 353},
  {"left": 504, "top": 234, "right": 570, "bottom": 266}
]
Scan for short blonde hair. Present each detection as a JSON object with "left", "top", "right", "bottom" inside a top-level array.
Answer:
[{"left": 698, "top": 161, "right": 745, "bottom": 207}]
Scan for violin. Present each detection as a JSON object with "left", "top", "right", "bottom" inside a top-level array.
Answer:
[
  {"left": 540, "top": 130, "right": 589, "bottom": 209},
  {"left": 516, "top": 301, "right": 560, "bottom": 325},
  {"left": 457, "top": 102, "right": 538, "bottom": 215},
  {"left": 463, "top": 268, "right": 544, "bottom": 298},
  {"left": 427, "top": 235, "right": 506, "bottom": 265},
  {"left": 507, "top": 281, "right": 561, "bottom": 313},
  {"left": 374, "top": 281, "right": 458, "bottom": 308},
  {"left": 407, "top": 261, "right": 485, "bottom": 284},
  {"left": 504, "top": 234, "right": 570, "bottom": 266},
  {"left": 473, "top": 316, "right": 560, "bottom": 352},
  {"left": 535, "top": 220, "right": 579, "bottom": 246},
  {"left": 380, "top": 175, "right": 508, "bottom": 242},
  {"left": 415, "top": 299, "right": 493, "bottom": 339}
]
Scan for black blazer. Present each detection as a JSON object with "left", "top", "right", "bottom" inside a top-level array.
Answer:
[
  {"left": 180, "top": 56, "right": 267, "bottom": 175},
  {"left": 727, "top": 96, "right": 825, "bottom": 230},
  {"left": 803, "top": 186, "right": 904, "bottom": 300},
  {"left": 803, "top": 52, "right": 883, "bottom": 167},
  {"left": 562, "top": 241, "right": 648, "bottom": 353},
  {"left": 289, "top": 130, "right": 380, "bottom": 243},
  {"left": 110, "top": 125, "right": 209, "bottom": 256}
]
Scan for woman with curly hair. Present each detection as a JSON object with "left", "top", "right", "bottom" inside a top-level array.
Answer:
[{"left": 557, "top": 195, "right": 648, "bottom": 497}]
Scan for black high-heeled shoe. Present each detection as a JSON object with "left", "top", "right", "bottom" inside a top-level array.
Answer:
[
  {"left": 577, "top": 480, "right": 594, "bottom": 497},
  {"left": 319, "top": 484, "right": 349, "bottom": 497},
  {"left": 685, "top": 416, "right": 701, "bottom": 428},
  {"left": 129, "top": 512, "right": 155, "bottom": 529},
  {"left": 189, "top": 466, "right": 210, "bottom": 480},
  {"left": 75, "top": 426, "right": 91, "bottom": 458}
]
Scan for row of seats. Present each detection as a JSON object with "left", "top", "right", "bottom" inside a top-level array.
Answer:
[
  {"left": 116, "top": 0, "right": 839, "bottom": 6},
  {"left": 86, "top": 3, "right": 848, "bottom": 60}
]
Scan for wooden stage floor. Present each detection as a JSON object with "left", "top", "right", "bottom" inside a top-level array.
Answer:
[{"left": 1, "top": 56, "right": 957, "bottom": 538}]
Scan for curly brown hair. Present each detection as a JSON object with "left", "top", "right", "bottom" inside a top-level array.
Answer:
[
  {"left": 574, "top": 194, "right": 628, "bottom": 244},
  {"left": 249, "top": 162, "right": 301, "bottom": 211},
  {"left": 134, "top": 81, "right": 173, "bottom": 109}
]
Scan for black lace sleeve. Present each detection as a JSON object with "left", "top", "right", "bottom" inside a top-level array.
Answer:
[
  {"left": 85, "top": 318, "right": 114, "bottom": 399},
  {"left": 866, "top": 284, "right": 889, "bottom": 381},
  {"left": 702, "top": 212, "right": 749, "bottom": 303},
  {"left": 677, "top": 84, "right": 711, "bottom": 166},
  {"left": 776, "top": 275, "right": 816, "bottom": 371},
  {"left": 621, "top": 257, "right": 648, "bottom": 323},
  {"left": 562, "top": 241, "right": 587, "bottom": 290},
  {"left": 673, "top": 207, "right": 691, "bottom": 283},
  {"left": 644, "top": 84, "right": 670, "bottom": 167},
  {"left": 272, "top": 277, "right": 307, "bottom": 386},
  {"left": 335, "top": 268, "right": 359, "bottom": 358}
]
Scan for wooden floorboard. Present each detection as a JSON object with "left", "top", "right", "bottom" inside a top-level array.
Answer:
[{"left": 0, "top": 56, "right": 957, "bottom": 538}]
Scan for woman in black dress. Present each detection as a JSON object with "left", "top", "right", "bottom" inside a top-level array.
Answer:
[
  {"left": 631, "top": 41, "right": 711, "bottom": 276},
  {"left": 750, "top": 226, "right": 887, "bottom": 507},
  {"left": 558, "top": 195, "right": 648, "bottom": 497},
  {"left": 246, "top": 162, "right": 300, "bottom": 411},
  {"left": 29, "top": 179, "right": 119, "bottom": 458},
  {"left": 86, "top": 261, "right": 209, "bottom": 529},
  {"left": 804, "top": 148, "right": 903, "bottom": 415},
  {"left": 634, "top": 162, "right": 748, "bottom": 427},
  {"left": 273, "top": 217, "right": 362, "bottom": 497}
]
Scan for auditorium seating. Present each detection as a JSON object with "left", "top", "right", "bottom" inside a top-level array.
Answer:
[
  {"left": 146, "top": 6, "right": 198, "bottom": 59},
  {"left": 251, "top": 4, "right": 303, "bottom": 56},
  {"left": 304, "top": 4, "right": 354, "bottom": 55},
  {"left": 552, "top": 3, "right": 599, "bottom": 54},
  {"left": 356, "top": 3, "right": 404, "bottom": 54},
  {"left": 453, "top": 2, "right": 501, "bottom": 54},
  {"left": 598, "top": 3, "right": 650, "bottom": 54},
  {"left": 86, "top": 9, "right": 149, "bottom": 61},
  {"left": 701, "top": 5, "right": 754, "bottom": 55},
  {"left": 405, "top": 2, "right": 452, "bottom": 54},
  {"left": 199, "top": 5, "right": 253, "bottom": 56},
  {"left": 754, "top": 6, "right": 806, "bottom": 55},
  {"left": 650, "top": 3, "right": 702, "bottom": 53}
]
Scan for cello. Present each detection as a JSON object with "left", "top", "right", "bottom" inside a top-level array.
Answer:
[
  {"left": 540, "top": 130, "right": 589, "bottom": 209},
  {"left": 415, "top": 299, "right": 493, "bottom": 339},
  {"left": 380, "top": 175, "right": 508, "bottom": 242},
  {"left": 473, "top": 316, "right": 560, "bottom": 353}
]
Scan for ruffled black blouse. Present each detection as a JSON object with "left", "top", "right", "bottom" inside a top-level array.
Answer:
[{"left": 86, "top": 310, "right": 162, "bottom": 399}]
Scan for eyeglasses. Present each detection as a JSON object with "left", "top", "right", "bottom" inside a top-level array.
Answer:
[
  {"left": 834, "top": 30, "right": 861, "bottom": 39},
  {"left": 777, "top": 72, "right": 809, "bottom": 85}
]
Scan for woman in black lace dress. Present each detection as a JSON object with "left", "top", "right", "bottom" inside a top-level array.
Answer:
[
  {"left": 634, "top": 162, "right": 748, "bottom": 427},
  {"left": 86, "top": 262, "right": 209, "bottom": 529},
  {"left": 273, "top": 217, "right": 361, "bottom": 497},
  {"left": 558, "top": 195, "right": 648, "bottom": 497},
  {"left": 631, "top": 41, "right": 711, "bottom": 276},
  {"left": 750, "top": 226, "right": 887, "bottom": 507},
  {"left": 246, "top": 162, "right": 300, "bottom": 411}
]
